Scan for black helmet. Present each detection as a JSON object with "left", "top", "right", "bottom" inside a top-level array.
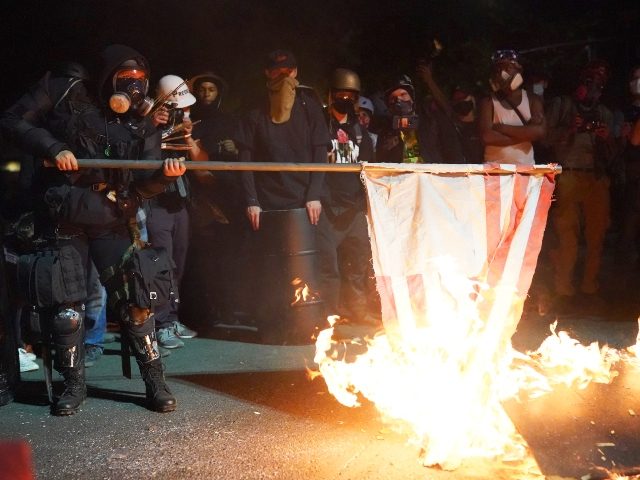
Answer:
[
  {"left": 384, "top": 74, "right": 415, "bottom": 102},
  {"left": 330, "top": 68, "right": 361, "bottom": 92},
  {"left": 52, "top": 61, "right": 91, "bottom": 80}
]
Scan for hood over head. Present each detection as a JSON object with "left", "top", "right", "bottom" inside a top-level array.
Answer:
[{"left": 98, "top": 44, "right": 150, "bottom": 104}]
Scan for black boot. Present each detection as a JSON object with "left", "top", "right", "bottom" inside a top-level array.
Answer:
[
  {"left": 53, "top": 366, "right": 86, "bottom": 416},
  {"left": 139, "top": 360, "right": 176, "bottom": 413}
]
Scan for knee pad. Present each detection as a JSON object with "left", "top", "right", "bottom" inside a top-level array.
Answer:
[
  {"left": 124, "top": 320, "right": 160, "bottom": 364},
  {"left": 51, "top": 305, "right": 85, "bottom": 368}
]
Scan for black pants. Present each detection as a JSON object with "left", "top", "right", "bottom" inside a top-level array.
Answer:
[
  {"left": 317, "top": 206, "right": 373, "bottom": 321},
  {"left": 145, "top": 203, "right": 189, "bottom": 330}
]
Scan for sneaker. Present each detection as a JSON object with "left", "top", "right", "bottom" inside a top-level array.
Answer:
[
  {"left": 172, "top": 321, "right": 198, "bottom": 339},
  {"left": 102, "top": 333, "right": 117, "bottom": 344},
  {"left": 84, "top": 345, "right": 103, "bottom": 368},
  {"left": 19, "top": 347, "right": 36, "bottom": 361},
  {"left": 19, "top": 348, "right": 39, "bottom": 373},
  {"left": 157, "top": 327, "right": 184, "bottom": 349}
]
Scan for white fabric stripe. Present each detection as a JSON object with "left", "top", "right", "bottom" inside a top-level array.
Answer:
[
  {"left": 469, "top": 174, "right": 488, "bottom": 275},
  {"left": 391, "top": 276, "right": 417, "bottom": 336},
  {"left": 364, "top": 165, "right": 549, "bottom": 333},
  {"left": 498, "top": 174, "right": 514, "bottom": 241}
]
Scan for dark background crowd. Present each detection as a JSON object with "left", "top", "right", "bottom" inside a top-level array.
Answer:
[{"left": 1, "top": 0, "right": 638, "bottom": 111}]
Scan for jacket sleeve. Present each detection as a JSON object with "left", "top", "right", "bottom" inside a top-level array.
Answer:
[
  {"left": 305, "top": 95, "right": 330, "bottom": 202},
  {"left": 0, "top": 73, "right": 70, "bottom": 159},
  {"left": 132, "top": 127, "right": 175, "bottom": 198},
  {"left": 236, "top": 112, "right": 261, "bottom": 207}
]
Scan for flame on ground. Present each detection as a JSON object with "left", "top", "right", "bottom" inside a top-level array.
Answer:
[{"left": 313, "top": 261, "right": 638, "bottom": 473}]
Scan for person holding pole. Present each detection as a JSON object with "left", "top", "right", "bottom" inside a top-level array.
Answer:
[{"left": 0, "top": 45, "right": 186, "bottom": 415}]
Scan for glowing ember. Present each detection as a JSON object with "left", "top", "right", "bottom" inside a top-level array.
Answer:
[{"left": 290, "top": 277, "right": 317, "bottom": 306}]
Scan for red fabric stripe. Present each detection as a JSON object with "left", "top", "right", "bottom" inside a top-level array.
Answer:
[
  {"left": 516, "top": 175, "right": 556, "bottom": 294},
  {"left": 484, "top": 174, "right": 503, "bottom": 268},
  {"left": 486, "top": 174, "right": 530, "bottom": 288}
]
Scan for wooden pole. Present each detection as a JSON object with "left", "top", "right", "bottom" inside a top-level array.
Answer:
[{"left": 71, "top": 159, "right": 562, "bottom": 175}]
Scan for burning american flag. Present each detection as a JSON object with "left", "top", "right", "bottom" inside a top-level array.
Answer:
[{"left": 313, "top": 163, "right": 625, "bottom": 474}]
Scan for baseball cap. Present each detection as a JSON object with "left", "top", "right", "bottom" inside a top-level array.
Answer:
[{"left": 265, "top": 50, "right": 297, "bottom": 70}]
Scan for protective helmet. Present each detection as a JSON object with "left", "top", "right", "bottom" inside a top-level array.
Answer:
[
  {"left": 384, "top": 74, "right": 415, "bottom": 102},
  {"left": 358, "top": 96, "right": 374, "bottom": 114},
  {"left": 331, "top": 68, "right": 361, "bottom": 92},
  {"left": 157, "top": 74, "right": 196, "bottom": 108}
]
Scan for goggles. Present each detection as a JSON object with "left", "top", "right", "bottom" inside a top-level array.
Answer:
[
  {"left": 491, "top": 49, "right": 520, "bottom": 64},
  {"left": 115, "top": 69, "right": 148, "bottom": 81}
]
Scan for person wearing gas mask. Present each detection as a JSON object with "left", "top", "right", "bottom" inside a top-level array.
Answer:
[
  {"left": 376, "top": 74, "right": 444, "bottom": 163},
  {"left": 316, "top": 68, "right": 378, "bottom": 327},
  {"left": 546, "top": 59, "right": 616, "bottom": 314},
  {"left": 478, "top": 49, "right": 546, "bottom": 166},
  {"left": 146, "top": 75, "right": 202, "bottom": 350},
  {"left": 0, "top": 44, "right": 186, "bottom": 416}
]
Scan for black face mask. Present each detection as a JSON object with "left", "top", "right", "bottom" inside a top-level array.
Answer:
[
  {"left": 333, "top": 98, "right": 355, "bottom": 116},
  {"left": 390, "top": 99, "right": 414, "bottom": 116},
  {"left": 453, "top": 100, "right": 474, "bottom": 116}
]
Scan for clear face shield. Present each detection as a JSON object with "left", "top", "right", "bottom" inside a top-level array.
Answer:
[{"left": 109, "top": 68, "right": 153, "bottom": 116}]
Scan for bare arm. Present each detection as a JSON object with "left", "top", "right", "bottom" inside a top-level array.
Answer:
[
  {"left": 416, "top": 63, "right": 454, "bottom": 118},
  {"left": 478, "top": 97, "right": 520, "bottom": 147},
  {"left": 494, "top": 94, "right": 546, "bottom": 142}
]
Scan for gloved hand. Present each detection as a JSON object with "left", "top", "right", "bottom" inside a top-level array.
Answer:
[{"left": 220, "top": 139, "right": 239, "bottom": 155}]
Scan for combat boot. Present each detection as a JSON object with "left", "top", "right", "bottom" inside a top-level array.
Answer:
[
  {"left": 139, "top": 359, "right": 177, "bottom": 413},
  {"left": 53, "top": 366, "right": 87, "bottom": 416}
]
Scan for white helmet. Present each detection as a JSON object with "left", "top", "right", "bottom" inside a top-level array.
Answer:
[
  {"left": 358, "top": 96, "right": 374, "bottom": 114},
  {"left": 157, "top": 74, "right": 196, "bottom": 108}
]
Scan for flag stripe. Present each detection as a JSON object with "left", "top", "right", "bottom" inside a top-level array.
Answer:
[{"left": 364, "top": 165, "right": 556, "bottom": 332}]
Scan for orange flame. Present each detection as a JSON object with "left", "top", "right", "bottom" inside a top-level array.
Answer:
[
  {"left": 290, "top": 277, "right": 317, "bottom": 306},
  {"left": 313, "top": 262, "right": 629, "bottom": 472}
]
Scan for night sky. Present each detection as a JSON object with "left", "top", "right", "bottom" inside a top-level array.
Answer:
[{"left": 1, "top": 0, "right": 639, "bottom": 111}]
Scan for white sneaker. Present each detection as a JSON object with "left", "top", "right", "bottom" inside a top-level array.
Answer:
[
  {"left": 18, "top": 348, "right": 36, "bottom": 361},
  {"left": 19, "top": 348, "right": 39, "bottom": 372}
]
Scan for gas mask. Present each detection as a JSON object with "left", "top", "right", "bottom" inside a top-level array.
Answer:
[
  {"left": 109, "top": 69, "right": 154, "bottom": 116},
  {"left": 630, "top": 78, "right": 640, "bottom": 96},
  {"left": 490, "top": 69, "right": 523, "bottom": 92}
]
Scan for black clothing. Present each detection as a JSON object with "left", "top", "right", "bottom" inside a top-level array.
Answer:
[
  {"left": 0, "top": 47, "right": 176, "bottom": 413},
  {"left": 376, "top": 112, "right": 443, "bottom": 163},
  {"left": 236, "top": 88, "right": 330, "bottom": 210},
  {"left": 145, "top": 205, "right": 189, "bottom": 330},
  {"left": 192, "top": 108, "right": 238, "bottom": 161},
  {"left": 317, "top": 113, "right": 378, "bottom": 325},
  {"left": 456, "top": 121, "right": 484, "bottom": 164},
  {"left": 324, "top": 116, "right": 373, "bottom": 211}
]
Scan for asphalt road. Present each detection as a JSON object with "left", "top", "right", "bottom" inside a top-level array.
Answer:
[{"left": 2, "top": 311, "right": 640, "bottom": 480}]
